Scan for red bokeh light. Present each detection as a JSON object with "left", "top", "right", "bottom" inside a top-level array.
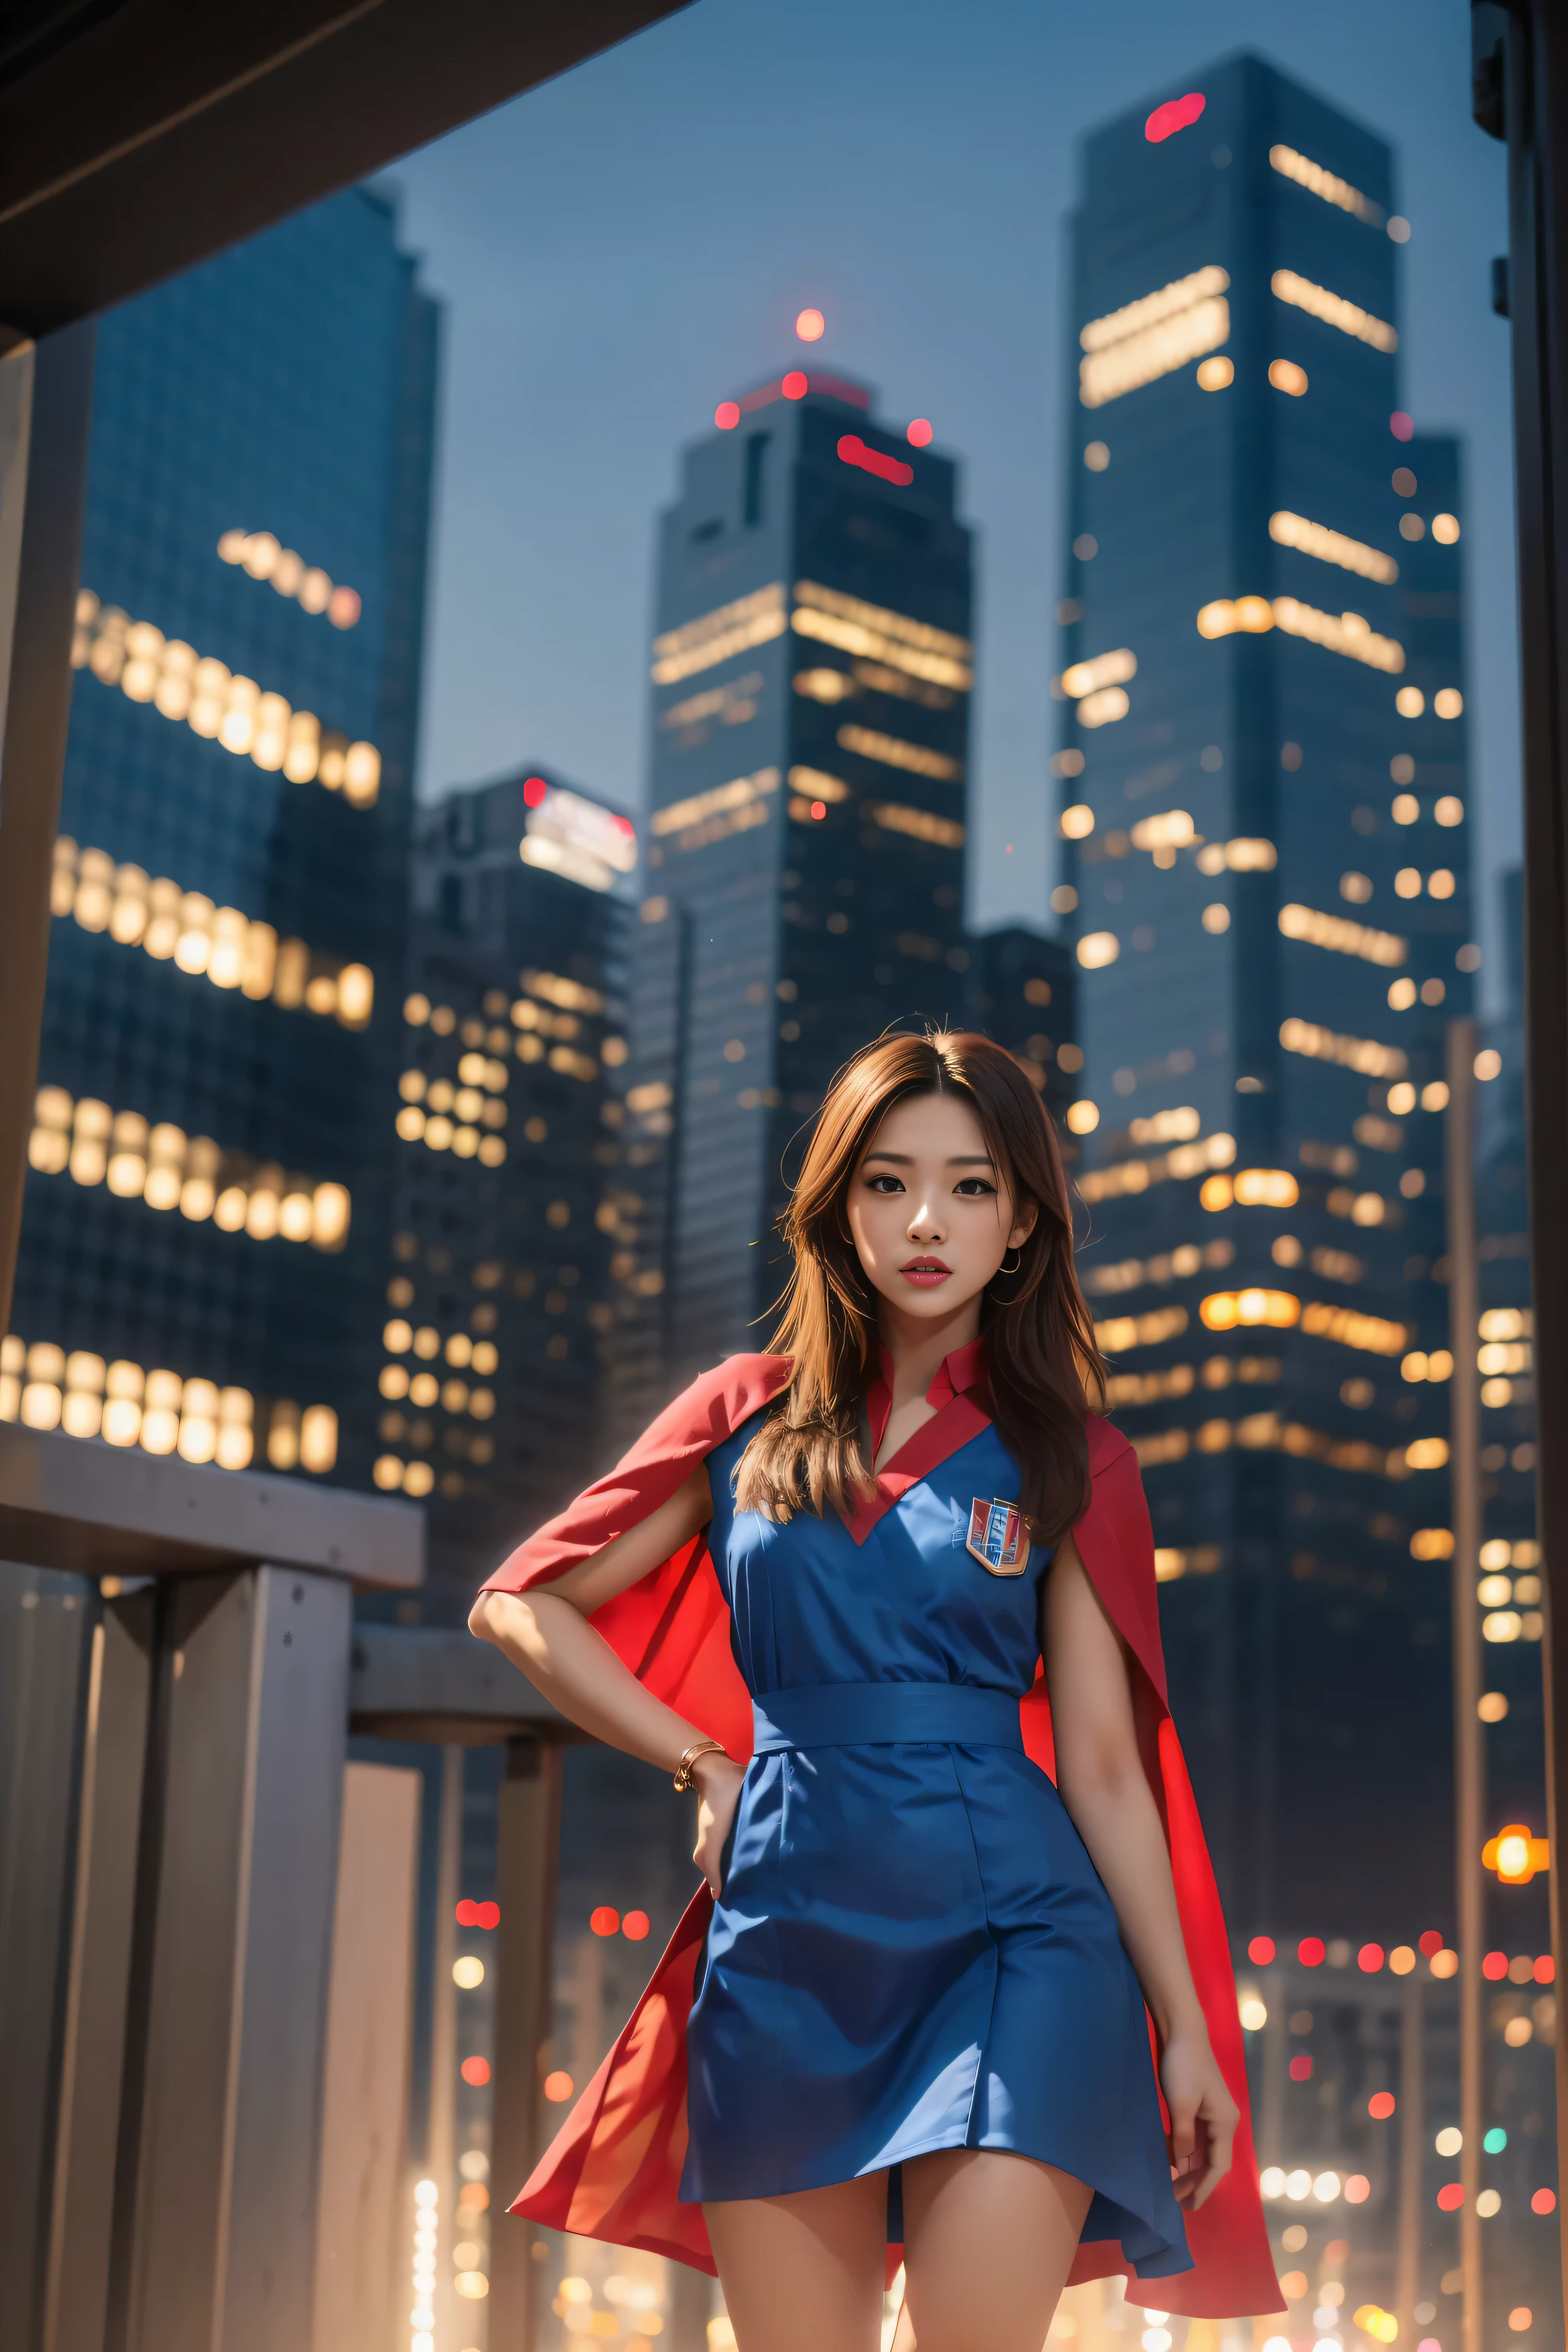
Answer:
[
  {"left": 1391, "top": 411, "right": 1414, "bottom": 440},
  {"left": 1358, "top": 1943, "right": 1385, "bottom": 1973},
  {"left": 1343, "top": 2179, "right": 1370, "bottom": 2206},
  {"left": 623, "top": 1910, "right": 651, "bottom": 1941},
  {"left": 1369, "top": 2092, "right": 1396, "bottom": 2120},
  {"left": 544, "top": 2068, "right": 574, "bottom": 2103},
  {"left": 810, "top": 800, "right": 826, "bottom": 820},
  {"left": 906, "top": 419, "right": 934, "bottom": 448},
  {"left": 715, "top": 401, "right": 740, "bottom": 430},
  {"left": 1298, "top": 1937, "right": 1326, "bottom": 1967},
  {"left": 590, "top": 1904, "right": 621, "bottom": 1937},
  {"left": 1509, "top": 2313, "right": 1534, "bottom": 2334},
  {"left": 1248, "top": 1936, "right": 1276, "bottom": 1965},
  {"left": 796, "top": 308, "right": 825, "bottom": 342},
  {"left": 837, "top": 434, "right": 915, "bottom": 487},
  {"left": 1437, "top": 2183, "right": 1464, "bottom": 2211},
  {"left": 456, "top": 1898, "right": 500, "bottom": 1929},
  {"left": 1535, "top": 1953, "right": 1556, "bottom": 1982},
  {"left": 782, "top": 371, "right": 808, "bottom": 399},
  {"left": 460, "top": 2055, "right": 491, "bottom": 2087},
  {"left": 1145, "top": 92, "right": 1206, "bottom": 144},
  {"left": 1483, "top": 1950, "right": 1509, "bottom": 1980},
  {"left": 1419, "top": 1929, "right": 1444, "bottom": 1955},
  {"left": 1288, "top": 2055, "right": 1313, "bottom": 2082},
  {"left": 523, "top": 777, "right": 548, "bottom": 808},
  {"left": 1532, "top": 2187, "right": 1557, "bottom": 2214}
]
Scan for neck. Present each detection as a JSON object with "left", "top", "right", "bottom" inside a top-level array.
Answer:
[{"left": 877, "top": 1298, "right": 981, "bottom": 1400}]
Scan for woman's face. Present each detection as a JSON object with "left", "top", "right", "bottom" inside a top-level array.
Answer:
[{"left": 845, "top": 1090, "right": 1038, "bottom": 1328}]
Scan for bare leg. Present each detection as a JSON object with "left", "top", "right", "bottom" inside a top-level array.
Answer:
[
  {"left": 894, "top": 2148, "right": 1094, "bottom": 2352},
  {"left": 704, "top": 2174, "right": 889, "bottom": 2352}
]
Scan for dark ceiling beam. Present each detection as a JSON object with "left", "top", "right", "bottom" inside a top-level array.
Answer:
[{"left": 0, "top": 0, "right": 688, "bottom": 335}]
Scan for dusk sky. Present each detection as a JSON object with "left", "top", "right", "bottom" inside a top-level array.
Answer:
[{"left": 382, "top": 0, "right": 1515, "bottom": 994}]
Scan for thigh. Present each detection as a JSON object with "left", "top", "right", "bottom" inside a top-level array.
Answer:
[
  {"left": 704, "top": 2173, "right": 889, "bottom": 2352},
  {"left": 896, "top": 2148, "right": 1094, "bottom": 2352}
]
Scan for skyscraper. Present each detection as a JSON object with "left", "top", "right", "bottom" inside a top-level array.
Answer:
[
  {"left": 377, "top": 766, "right": 636, "bottom": 1606},
  {"left": 1055, "top": 58, "right": 1474, "bottom": 1936},
  {"left": 3, "top": 189, "right": 437, "bottom": 1493},
  {"left": 638, "top": 371, "right": 975, "bottom": 1384}
]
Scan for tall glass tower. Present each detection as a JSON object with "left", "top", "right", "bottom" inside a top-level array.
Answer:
[
  {"left": 633, "top": 371, "right": 975, "bottom": 1386},
  {"left": 1056, "top": 58, "right": 1474, "bottom": 1936},
  {"left": 2, "top": 190, "right": 437, "bottom": 1492}
]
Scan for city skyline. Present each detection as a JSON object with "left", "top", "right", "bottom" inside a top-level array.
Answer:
[{"left": 384, "top": 1, "right": 1516, "bottom": 995}]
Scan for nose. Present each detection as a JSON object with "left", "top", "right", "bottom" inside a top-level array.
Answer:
[{"left": 906, "top": 1196, "right": 946, "bottom": 1244}]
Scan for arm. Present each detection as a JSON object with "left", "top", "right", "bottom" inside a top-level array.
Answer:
[
  {"left": 1043, "top": 1533, "right": 1239, "bottom": 2208},
  {"left": 468, "top": 1465, "right": 743, "bottom": 1891}
]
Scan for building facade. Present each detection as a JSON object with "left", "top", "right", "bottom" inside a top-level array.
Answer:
[
  {"left": 375, "top": 767, "right": 638, "bottom": 1610},
  {"left": 636, "top": 371, "right": 976, "bottom": 1386},
  {"left": 1056, "top": 58, "right": 1474, "bottom": 1940},
  {"left": 3, "top": 189, "right": 437, "bottom": 1493}
]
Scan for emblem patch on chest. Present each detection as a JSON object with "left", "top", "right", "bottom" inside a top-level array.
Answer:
[{"left": 965, "top": 1497, "right": 1029, "bottom": 1577}]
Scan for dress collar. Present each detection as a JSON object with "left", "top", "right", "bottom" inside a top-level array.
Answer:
[{"left": 849, "top": 1334, "right": 996, "bottom": 1548}]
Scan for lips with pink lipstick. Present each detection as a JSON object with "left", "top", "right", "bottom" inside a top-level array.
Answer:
[{"left": 900, "top": 1256, "right": 952, "bottom": 1288}]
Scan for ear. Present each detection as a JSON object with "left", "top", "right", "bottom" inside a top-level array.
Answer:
[{"left": 1007, "top": 1194, "right": 1040, "bottom": 1251}]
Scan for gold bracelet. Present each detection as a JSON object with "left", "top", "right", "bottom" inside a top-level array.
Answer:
[{"left": 673, "top": 1737, "right": 727, "bottom": 1793}]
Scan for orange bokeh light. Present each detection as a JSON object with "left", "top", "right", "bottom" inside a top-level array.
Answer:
[
  {"left": 544, "top": 2069, "right": 574, "bottom": 2102},
  {"left": 460, "top": 2055, "right": 491, "bottom": 2087},
  {"left": 796, "top": 308, "right": 825, "bottom": 342}
]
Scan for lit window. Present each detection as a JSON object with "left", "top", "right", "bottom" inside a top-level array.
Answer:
[
  {"left": 1268, "top": 359, "right": 1309, "bottom": 396},
  {"left": 1060, "top": 804, "right": 1094, "bottom": 840},
  {"left": 1094, "top": 1305, "right": 1190, "bottom": 1352},
  {"left": 1269, "top": 510, "right": 1397, "bottom": 585},
  {"left": 651, "top": 766, "right": 781, "bottom": 849},
  {"left": 1396, "top": 687, "right": 1425, "bottom": 717},
  {"left": 1077, "top": 931, "right": 1120, "bottom": 969},
  {"left": 1196, "top": 356, "right": 1233, "bottom": 390},
  {"left": 1083, "top": 440, "right": 1111, "bottom": 470},
  {"left": 791, "top": 580, "right": 972, "bottom": 690},
  {"left": 217, "top": 529, "right": 360, "bottom": 627},
  {"left": 864, "top": 800, "right": 964, "bottom": 849},
  {"left": 1279, "top": 903, "right": 1405, "bottom": 966},
  {"left": 1279, "top": 1018, "right": 1407, "bottom": 1081},
  {"left": 1269, "top": 144, "right": 1386, "bottom": 227},
  {"left": 1432, "top": 513, "right": 1460, "bottom": 543},
  {"left": 1399, "top": 513, "right": 1426, "bottom": 542},
  {"left": 72, "top": 592, "right": 378, "bottom": 804},
  {"left": 1271, "top": 268, "right": 1397, "bottom": 352},
  {"left": 1076, "top": 1130, "right": 1235, "bottom": 1206},
  {"left": 836, "top": 724, "right": 962, "bottom": 783},
  {"left": 1058, "top": 647, "right": 1136, "bottom": 699},
  {"left": 1079, "top": 266, "right": 1230, "bottom": 409},
  {"left": 650, "top": 583, "right": 787, "bottom": 685},
  {"left": 1388, "top": 977, "right": 1417, "bottom": 1009},
  {"left": 1434, "top": 688, "right": 1464, "bottom": 719},
  {"left": 50, "top": 838, "right": 370, "bottom": 1026}
]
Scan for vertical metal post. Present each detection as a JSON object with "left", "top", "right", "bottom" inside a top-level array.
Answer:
[
  {"left": 0, "top": 322, "right": 95, "bottom": 1337},
  {"left": 1469, "top": 1, "right": 1568, "bottom": 2317},
  {"left": 109, "top": 1565, "right": 350, "bottom": 2352},
  {"left": 42, "top": 1590, "right": 157, "bottom": 2352},
  {"left": 429, "top": 1748, "right": 462, "bottom": 2345},
  {"left": 1394, "top": 1972, "right": 1425, "bottom": 2334},
  {"left": 1446, "top": 1019, "right": 1483, "bottom": 2352},
  {"left": 490, "top": 1739, "right": 564, "bottom": 2352}
]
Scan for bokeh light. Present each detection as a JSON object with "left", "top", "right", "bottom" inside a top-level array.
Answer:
[
  {"left": 907, "top": 418, "right": 934, "bottom": 447},
  {"left": 795, "top": 308, "right": 825, "bottom": 342}
]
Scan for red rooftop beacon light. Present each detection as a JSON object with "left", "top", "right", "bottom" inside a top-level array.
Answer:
[
  {"left": 1247, "top": 1935, "right": 1276, "bottom": 1965},
  {"left": 781, "top": 371, "right": 808, "bottom": 399},
  {"left": 907, "top": 418, "right": 934, "bottom": 448},
  {"left": 715, "top": 400, "right": 740, "bottom": 430},
  {"left": 1298, "top": 1936, "right": 1326, "bottom": 1967},
  {"left": 1145, "top": 91, "right": 1205, "bottom": 144},
  {"left": 523, "top": 776, "right": 548, "bottom": 808}
]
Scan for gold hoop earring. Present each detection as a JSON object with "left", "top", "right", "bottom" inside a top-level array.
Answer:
[{"left": 996, "top": 1247, "right": 1023, "bottom": 1276}]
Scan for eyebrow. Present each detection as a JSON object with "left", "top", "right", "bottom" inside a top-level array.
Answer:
[{"left": 861, "top": 1151, "right": 996, "bottom": 1167}]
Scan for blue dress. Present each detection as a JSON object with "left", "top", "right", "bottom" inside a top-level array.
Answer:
[{"left": 680, "top": 1406, "right": 1192, "bottom": 2278}]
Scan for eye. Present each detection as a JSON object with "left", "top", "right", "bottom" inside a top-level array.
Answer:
[
  {"left": 954, "top": 1177, "right": 997, "bottom": 1197},
  {"left": 865, "top": 1173, "right": 905, "bottom": 1194}
]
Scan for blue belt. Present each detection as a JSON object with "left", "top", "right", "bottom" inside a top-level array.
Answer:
[{"left": 751, "top": 1682, "right": 1024, "bottom": 1754}]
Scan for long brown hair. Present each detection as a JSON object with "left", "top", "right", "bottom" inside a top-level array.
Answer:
[{"left": 734, "top": 1030, "right": 1105, "bottom": 1543}]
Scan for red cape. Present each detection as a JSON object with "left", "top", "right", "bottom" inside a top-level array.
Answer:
[{"left": 482, "top": 1352, "right": 1281, "bottom": 2319}]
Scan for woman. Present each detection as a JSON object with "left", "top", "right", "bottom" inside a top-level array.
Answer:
[{"left": 470, "top": 1032, "right": 1278, "bottom": 2352}]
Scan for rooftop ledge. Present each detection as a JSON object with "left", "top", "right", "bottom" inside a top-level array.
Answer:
[{"left": 0, "top": 1420, "right": 423, "bottom": 1587}]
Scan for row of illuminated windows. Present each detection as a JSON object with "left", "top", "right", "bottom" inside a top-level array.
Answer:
[
  {"left": 1083, "top": 1238, "right": 1237, "bottom": 1297},
  {"left": 0, "top": 1335, "right": 336, "bottom": 1469},
  {"left": 29, "top": 1087, "right": 349, "bottom": 1247},
  {"left": 1076, "top": 1130, "right": 1235, "bottom": 1205},
  {"left": 377, "top": 1364, "right": 495, "bottom": 1418},
  {"left": 1392, "top": 789, "right": 1465, "bottom": 823},
  {"left": 216, "top": 530, "right": 361, "bottom": 627},
  {"left": 1196, "top": 595, "right": 1409, "bottom": 679},
  {"left": 395, "top": 1105, "right": 507, "bottom": 1164},
  {"left": 652, "top": 759, "right": 964, "bottom": 856},
  {"left": 651, "top": 579, "right": 971, "bottom": 691},
  {"left": 1075, "top": 261, "right": 1399, "bottom": 410},
  {"left": 794, "top": 661, "right": 956, "bottom": 714},
  {"left": 74, "top": 594, "right": 381, "bottom": 804},
  {"left": 52, "top": 836, "right": 372, "bottom": 1027},
  {"left": 1107, "top": 1357, "right": 1281, "bottom": 1409},
  {"left": 1094, "top": 1284, "right": 1409, "bottom": 1360},
  {"left": 1133, "top": 1414, "right": 1446, "bottom": 1479}
]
